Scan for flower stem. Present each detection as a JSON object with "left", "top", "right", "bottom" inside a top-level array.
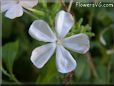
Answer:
[
  {"left": 10, "top": 73, "right": 21, "bottom": 84},
  {"left": 28, "top": 8, "right": 45, "bottom": 16},
  {"left": 63, "top": 71, "right": 74, "bottom": 85},
  {"left": 60, "top": 0, "right": 68, "bottom": 11},
  {"left": 67, "top": 0, "right": 74, "bottom": 12},
  {"left": 23, "top": 9, "right": 38, "bottom": 19},
  {"left": 1, "top": 67, "right": 21, "bottom": 84},
  {"left": 85, "top": 52, "right": 98, "bottom": 78}
]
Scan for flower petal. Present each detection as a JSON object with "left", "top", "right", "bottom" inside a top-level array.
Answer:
[
  {"left": 55, "top": 10, "right": 74, "bottom": 38},
  {"left": 63, "top": 33, "right": 90, "bottom": 54},
  {"left": 29, "top": 20, "right": 56, "bottom": 42},
  {"left": 1, "top": 0, "right": 17, "bottom": 12},
  {"left": 56, "top": 45, "right": 76, "bottom": 73},
  {"left": 31, "top": 43, "right": 56, "bottom": 68},
  {"left": 5, "top": 4, "right": 23, "bottom": 19},
  {"left": 19, "top": 0, "right": 38, "bottom": 9}
]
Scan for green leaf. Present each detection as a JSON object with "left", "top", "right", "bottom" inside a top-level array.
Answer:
[
  {"left": 93, "top": 63, "right": 107, "bottom": 84},
  {"left": 2, "top": 17, "right": 13, "bottom": 38},
  {"left": 75, "top": 56, "right": 91, "bottom": 81},
  {"left": 51, "top": 1, "right": 61, "bottom": 14},
  {"left": 2, "top": 40, "right": 19, "bottom": 73},
  {"left": 36, "top": 55, "right": 57, "bottom": 84}
]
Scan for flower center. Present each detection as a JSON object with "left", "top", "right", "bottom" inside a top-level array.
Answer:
[{"left": 56, "top": 38, "right": 63, "bottom": 45}]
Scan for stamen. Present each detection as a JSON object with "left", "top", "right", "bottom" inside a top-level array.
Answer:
[{"left": 56, "top": 38, "right": 63, "bottom": 45}]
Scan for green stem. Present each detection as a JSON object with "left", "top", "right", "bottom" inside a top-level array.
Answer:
[
  {"left": 86, "top": 6, "right": 98, "bottom": 78},
  {"left": 10, "top": 73, "right": 21, "bottom": 84},
  {"left": 99, "top": 24, "right": 114, "bottom": 46},
  {"left": 28, "top": 8, "right": 45, "bottom": 16},
  {"left": 23, "top": 9, "right": 38, "bottom": 19},
  {"left": 106, "top": 63, "right": 111, "bottom": 83},
  {"left": 1, "top": 67, "right": 21, "bottom": 84},
  {"left": 85, "top": 52, "right": 98, "bottom": 78},
  {"left": 1, "top": 67, "right": 11, "bottom": 78}
]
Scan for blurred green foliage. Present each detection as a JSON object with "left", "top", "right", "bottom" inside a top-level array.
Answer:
[{"left": 1, "top": 0, "right": 114, "bottom": 85}]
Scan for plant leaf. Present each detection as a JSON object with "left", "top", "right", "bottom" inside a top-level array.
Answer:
[
  {"left": 75, "top": 56, "right": 91, "bottom": 81},
  {"left": 2, "top": 41, "right": 19, "bottom": 73}
]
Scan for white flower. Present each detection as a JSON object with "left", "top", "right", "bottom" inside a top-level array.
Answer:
[
  {"left": 1, "top": 0, "right": 38, "bottom": 19},
  {"left": 29, "top": 10, "right": 90, "bottom": 73}
]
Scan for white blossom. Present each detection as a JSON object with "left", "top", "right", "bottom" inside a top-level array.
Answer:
[
  {"left": 29, "top": 10, "right": 90, "bottom": 73},
  {"left": 1, "top": 0, "right": 38, "bottom": 19}
]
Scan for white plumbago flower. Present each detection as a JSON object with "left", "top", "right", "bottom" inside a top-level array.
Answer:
[
  {"left": 29, "top": 10, "right": 90, "bottom": 73},
  {"left": 1, "top": 0, "right": 38, "bottom": 19}
]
